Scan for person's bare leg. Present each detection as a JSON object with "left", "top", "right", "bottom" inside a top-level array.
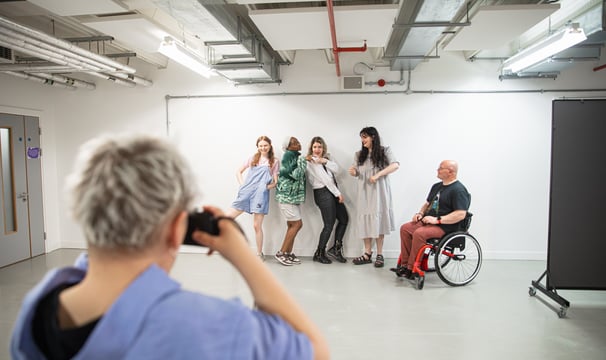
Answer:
[
  {"left": 280, "top": 220, "right": 302, "bottom": 253},
  {"left": 253, "top": 213, "right": 265, "bottom": 254},
  {"left": 375, "top": 235, "right": 384, "bottom": 255},
  {"left": 225, "top": 208, "right": 243, "bottom": 219}
]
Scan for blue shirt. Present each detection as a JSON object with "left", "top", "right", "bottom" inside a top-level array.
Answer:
[{"left": 11, "top": 253, "right": 312, "bottom": 359}]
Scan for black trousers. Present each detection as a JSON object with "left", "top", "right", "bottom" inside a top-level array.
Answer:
[{"left": 313, "top": 187, "right": 348, "bottom": 250}]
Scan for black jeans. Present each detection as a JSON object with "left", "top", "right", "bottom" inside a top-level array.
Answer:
[{"left": 313, "top": 187, "right": 348, "bottom": 250}]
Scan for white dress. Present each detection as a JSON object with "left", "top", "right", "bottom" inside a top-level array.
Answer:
[{"left": 352, "top": 146, "right": 397, "bottom": 238}]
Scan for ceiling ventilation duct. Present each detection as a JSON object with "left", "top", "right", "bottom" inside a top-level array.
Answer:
[{"left": 150, "top": 0, "right": 284, "bottom": 84}]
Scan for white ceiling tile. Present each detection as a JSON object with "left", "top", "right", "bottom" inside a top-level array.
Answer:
[
  {"left": 250, "top": 5, "right": 398, "bottom": 51},
  {"left": 28, "top": 0, "right": 127, "bottom": 16},
  {"left": 82, "top": 15, "right": 170, "bottom": 53}
]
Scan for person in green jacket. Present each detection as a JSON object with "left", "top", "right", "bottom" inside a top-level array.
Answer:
[{"left": 275, "top": 136, "right": 307, "bottom": 266}]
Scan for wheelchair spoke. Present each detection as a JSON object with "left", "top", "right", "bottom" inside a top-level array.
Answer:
[{"left": 435, "top": 233, "right": 482, "bottom": 286}]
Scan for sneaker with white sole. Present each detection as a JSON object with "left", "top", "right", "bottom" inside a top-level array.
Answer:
[
  {"left": 274, "top": 251, "right": 293, "bottom": 266},
  {"left": 286, "top": 253, "right": 301, "bottom": 265}
]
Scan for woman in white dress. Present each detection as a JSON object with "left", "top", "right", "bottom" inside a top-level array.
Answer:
[{"left": 348, "top": 127, "right": 399, "bottom": 268}]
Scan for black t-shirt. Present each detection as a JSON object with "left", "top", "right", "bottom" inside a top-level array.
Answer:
[
  {"left": 425, "top": 180, "right": 471, "bottom": 233},
  {"left": 32, "top": 283, "right": 100, "bottom": 360}
]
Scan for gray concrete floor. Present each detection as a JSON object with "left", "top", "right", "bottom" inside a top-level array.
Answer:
[{"left": 2, "top": 249, "right": 606, "bottom": 359}]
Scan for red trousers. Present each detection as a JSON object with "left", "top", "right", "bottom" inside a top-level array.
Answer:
[{"left": 399, "top": 221, "right": 445, "bottom": 270}]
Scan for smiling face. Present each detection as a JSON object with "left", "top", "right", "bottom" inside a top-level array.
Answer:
[
  {"left": 360, "top": 133, "right": 373, "bottom": 150},
  {"left": 312, "top": 141, "right": 324, "bottom": 157},
  {"left": 257, "top": 139, "right": 271, "bottom": 155}
]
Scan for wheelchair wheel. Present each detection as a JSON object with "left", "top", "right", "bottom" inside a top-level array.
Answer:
[
  {"left": 434, "top": 232, "right": 482, "bottom": 286},
  {"left": 422, "top": 248, "right": 450, "bottom": 272}
]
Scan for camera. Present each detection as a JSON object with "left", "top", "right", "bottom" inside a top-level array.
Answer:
[{"left": 183, "top": 211, "right": 219, "bottom": 246}]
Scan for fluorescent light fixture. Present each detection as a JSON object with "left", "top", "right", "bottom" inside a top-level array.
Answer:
[
  {"left": 502, "top": 23, "right": 586, "bottom": 74},
  {"left": 158, "top": 37, "right": 214, "bottom": 78}
]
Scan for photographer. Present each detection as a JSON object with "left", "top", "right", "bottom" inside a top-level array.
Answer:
[{"left": 11, "top": 134, "right": 329, "bottom": 360}]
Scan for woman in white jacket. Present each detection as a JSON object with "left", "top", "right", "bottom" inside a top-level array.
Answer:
[{"left": 305, "top": 136, "right": 349, "bottom": 264}]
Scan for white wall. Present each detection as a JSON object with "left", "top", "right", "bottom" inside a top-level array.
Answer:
[{"left": 1, "top": 49, "right": 605, "bottom": 259}]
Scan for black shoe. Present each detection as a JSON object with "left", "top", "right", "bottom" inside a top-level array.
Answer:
[
  {"left": 327, "top": 246, "right": 347, "bottom": 263},
  {"left": 313, "top": 249, "right": 332, "bottom": 264},
  {"left": 395, "top": 267, "right": 412, "bottom": 279}
]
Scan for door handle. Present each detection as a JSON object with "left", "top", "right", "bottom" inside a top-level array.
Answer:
[{"left": 17, "top": 192, "right": 28, "bottom": 202}]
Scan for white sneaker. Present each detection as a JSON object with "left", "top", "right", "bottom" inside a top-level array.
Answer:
[
  {"left": 257, "top": 252, "right": 265, "bottom": 261},
  {"left": 286, "top": 253, "right": 301, "bottom": 265},
  {"left": 274, "top": 251, "right": 293, "bottom": 266}
]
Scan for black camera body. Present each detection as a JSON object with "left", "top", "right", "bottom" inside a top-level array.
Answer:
[{"left": 183, "top": 211, "right": 219, "bottom": 246}]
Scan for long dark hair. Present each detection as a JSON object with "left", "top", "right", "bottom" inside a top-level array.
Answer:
[{"left": 357, "top": 126, "right": 388, "bottom": 169}]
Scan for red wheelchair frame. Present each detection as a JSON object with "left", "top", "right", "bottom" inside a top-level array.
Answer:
[{"left": 397, "top": 213, "right": 482, "bottom": 290}]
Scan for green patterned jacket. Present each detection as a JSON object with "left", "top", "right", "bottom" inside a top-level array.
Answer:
[{"left": 276, "top": 150, "right": 307, "bottom": 204}]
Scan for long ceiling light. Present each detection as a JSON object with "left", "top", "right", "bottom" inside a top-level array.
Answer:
[
  {"left": 158, "top": 37, "right": 214, "bottom": 78},
  {"left": 502, "top": 23, "right": 587, "bottom": 74}
]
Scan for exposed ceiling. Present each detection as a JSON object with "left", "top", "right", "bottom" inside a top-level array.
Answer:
[{"left": 0, "top": 0, "right": 603, "bottom": 90}]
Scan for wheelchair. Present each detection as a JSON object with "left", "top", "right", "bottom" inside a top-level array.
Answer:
[{"left": 396, "top": 213, "right": 482, "bottom": 290}]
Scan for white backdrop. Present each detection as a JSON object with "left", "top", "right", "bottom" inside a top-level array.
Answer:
[
  {"left": 168, "top": 92, "right": 552, "bottom": 259},
  {"left": 3, "top": 48, "right": 605, "bottom": 258}
]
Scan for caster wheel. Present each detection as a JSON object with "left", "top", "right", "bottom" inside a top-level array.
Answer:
[
  {"left": 558, "top": 307, "right": 567, "bottom": 318},
  {"left": 415, "top": 276, "right": 425, "bottom": 290},
  {"left": 528, "top": 287, "right": 536, "bottom": 296}
]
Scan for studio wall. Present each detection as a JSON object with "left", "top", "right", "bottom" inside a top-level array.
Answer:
[{"left": 1, "top": 49, "right": 605, "bottom": 259}]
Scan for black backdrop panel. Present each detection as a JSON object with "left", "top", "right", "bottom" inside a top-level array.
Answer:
[{"left": 548, "top": 99, "right": 606, "bottom": 290}]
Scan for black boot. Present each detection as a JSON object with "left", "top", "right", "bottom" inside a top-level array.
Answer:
[
  {"left": 313, "top": 249, "right": 332, "bottom": 264},
  {"left": 327, "top": 243, "right": 347, "bottom": 263}
]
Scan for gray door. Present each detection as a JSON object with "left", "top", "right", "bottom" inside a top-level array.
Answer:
[{"left": 0, "top": 113, "right": 45, "bottom": 267}]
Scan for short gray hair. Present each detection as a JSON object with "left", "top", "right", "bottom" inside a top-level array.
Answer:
[{"left": 67, "top": 134, "right": 196, "bottom": 249}]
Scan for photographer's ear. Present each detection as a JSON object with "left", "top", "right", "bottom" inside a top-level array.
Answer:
[{"left": 169, "top": 210, "right": 188, "bottom": 250}]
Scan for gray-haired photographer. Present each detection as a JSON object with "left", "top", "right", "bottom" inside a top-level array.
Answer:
[{"left": 11, "top": 134, "right": 329, "bottom": 360}]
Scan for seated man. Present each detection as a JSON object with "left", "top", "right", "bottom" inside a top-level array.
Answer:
[{"left": 395, "top": 160, "right": 470, "bottom": 279}]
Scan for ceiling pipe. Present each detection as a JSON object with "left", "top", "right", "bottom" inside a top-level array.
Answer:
[
  {"left": 0, "top": 35, "right": 106, "bottom": 72},
  {"left": 326, "top": 0, "right": 367, "bottom": 77},
  {"left": 0, "top": 64, "right": 74, "bottom": 72},
  {"left": 86, "top": 71, "right": 137, "bottom": 87},
  {"left": 0, "top": 35, "right": 152, "bottom": 87},
  {"left": 0, "top": 15, "right": 135, "bottom": 74},
  {"left": 32, "top": 72, "right": 96, "bottom": 90},
  {"left": 0, "top": 27, "right": 123, "bottom": 73},
  {"left": 4, "top": 71, "right": 77, "bottom": 90},
  {"left": 104, "top": 71, "right": 153, "bottom": 87}
]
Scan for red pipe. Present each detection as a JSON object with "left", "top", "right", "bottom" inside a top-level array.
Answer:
[
  {"left": 326, "top": 0, "right": 341, "bottom": 76},
  {"left": 593, "top": 63, "right": 606, "bottom": 72},
  {"left": 326, "top": 0, "right": 368, "bottom": 77}
]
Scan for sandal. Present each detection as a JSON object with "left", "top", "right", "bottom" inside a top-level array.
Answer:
[
  {"left": 374, "top": 254, "right": 385, "bottom": 268},
  {"left": 352, "top": 252, "right": 372, "bottom": 265}
]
